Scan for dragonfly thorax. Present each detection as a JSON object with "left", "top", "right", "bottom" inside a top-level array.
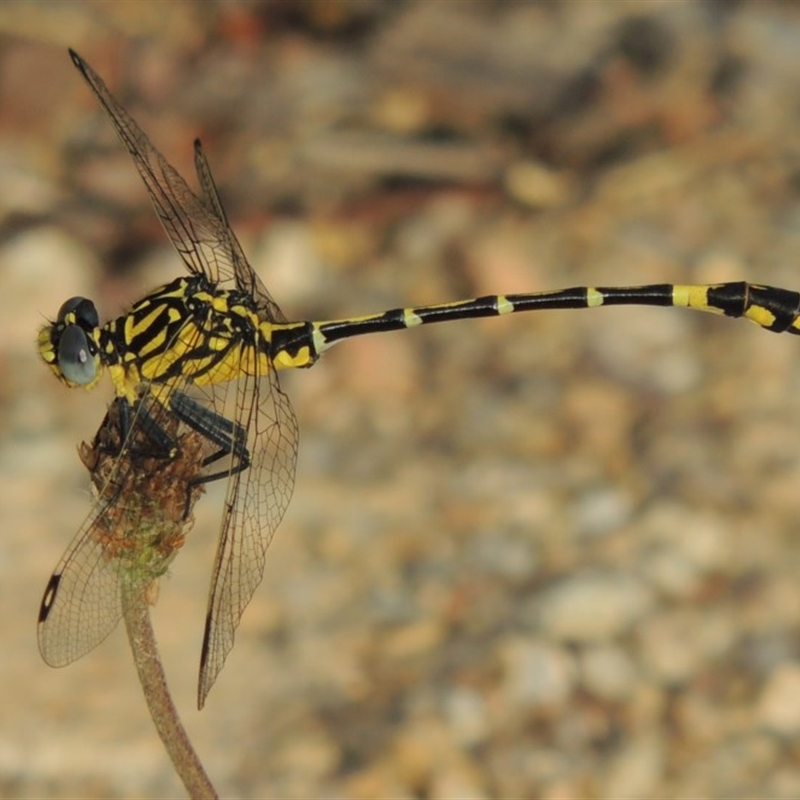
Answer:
[{"left": 94, "top": 274, "right": 272, "bottom": 400}]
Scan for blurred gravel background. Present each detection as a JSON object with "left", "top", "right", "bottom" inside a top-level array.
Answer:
[{"left": 4, "top": 2, "right": 800, "bottom": 797}]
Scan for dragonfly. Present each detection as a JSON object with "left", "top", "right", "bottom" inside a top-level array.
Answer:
[{"left": 38, "top": 49, "right": 800, "bottom": 709}]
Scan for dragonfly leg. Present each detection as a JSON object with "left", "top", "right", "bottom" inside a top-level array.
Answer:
[
  {"left": 168, "top": 391, "right": 251, "bottom": 479},
  {"left": 168, "top": 391, "right": 252, "bottom": 518},
  {"left": 94, "top": 396, "right": 177, "bottom": 460}
]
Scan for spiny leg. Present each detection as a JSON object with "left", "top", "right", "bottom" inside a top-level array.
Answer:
[
  {"left": 168, "top": 391, "right": 251, "bottom": 480},
  {"left": 109, "top": 397, "right": 176, "bottom": 460}
]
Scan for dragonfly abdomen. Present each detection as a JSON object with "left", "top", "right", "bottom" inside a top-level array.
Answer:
[{"left": 303, "top": 282, "right": 800, "bottom": 356}]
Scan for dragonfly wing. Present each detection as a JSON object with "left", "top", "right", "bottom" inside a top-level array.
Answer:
[
  {"left": 70, "top": 50, "right": 241, "bottom": 290},
  {"left": 38, "top": 487, "right": 125, "bottom": 667},
  {"left": 192, "top": 139, "right": 288, "bottom": 323},
  {"left": 38, "top": 390, "right": 208, "bottom": 670},
  {"left": 197, "top": 367, "right": 298, "bottom": 708}
]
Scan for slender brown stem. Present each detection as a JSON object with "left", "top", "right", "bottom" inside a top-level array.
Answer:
[{"left": 122, "top": 580, "right": 218, "bottom": 800}]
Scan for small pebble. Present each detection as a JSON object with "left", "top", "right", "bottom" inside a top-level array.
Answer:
[
  {"left": 758, "top": 663, "right": 800, "bottom": 735},
  {"left": 580, "top": 644, "right": 638, "bottom": 701},
  {"left": 500, "top": 637, "right": 575, "bottom": 710},
  {"left": 538, "top": 573, "right": 654, "bottom": 643},
  {"left": 601, "top": 733, "right": 665, "bottom": 799}
]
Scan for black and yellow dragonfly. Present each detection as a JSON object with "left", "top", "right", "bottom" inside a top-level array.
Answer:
[{"left": 38, "top": 49, "right": 800, "bottom": 709}]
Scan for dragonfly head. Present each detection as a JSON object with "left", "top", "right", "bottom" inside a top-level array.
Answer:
[{"left": 38, "top": 296, "right": 103, "bottom": 390}]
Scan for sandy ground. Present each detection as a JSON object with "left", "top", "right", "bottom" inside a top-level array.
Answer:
[{"left": 4, "top": 2, "right": 800, "bottom": 797}]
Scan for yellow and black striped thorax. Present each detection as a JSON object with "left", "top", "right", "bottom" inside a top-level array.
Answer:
[
  {"left": 100, "top": 275, "right": 323, "bottom": 395},
  {"left": 104, "top": 275, "right": 261, "bottom": 384}
]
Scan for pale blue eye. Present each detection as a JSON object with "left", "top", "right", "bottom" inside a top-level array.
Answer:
[{"left": 58, "top": 325, "right": 97, "bottom": 385}]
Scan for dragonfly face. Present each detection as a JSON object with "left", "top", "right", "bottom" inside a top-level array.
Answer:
[{"left": 38, "top": 295, "right": 103, "bottom": 389}]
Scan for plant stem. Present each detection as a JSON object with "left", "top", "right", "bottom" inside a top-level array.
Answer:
[{"left": 122, "top": 580, "right": 218, "bottom": 799}]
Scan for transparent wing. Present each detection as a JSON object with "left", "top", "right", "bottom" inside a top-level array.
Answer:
[
  {"left": 196, "top": 364, "right": 298, "bottom": 708},
  {"left": 38, "top": 396, "right": 206, "bottom": 667},
  {"left": 69, "top": 49, "right": 286, "bottom": 323},
  {"left": 38, "top": 510, "right": 124, "bottom": 667},
  {"left": 193, "top": 140, "right": 287, "bottom": 323}
]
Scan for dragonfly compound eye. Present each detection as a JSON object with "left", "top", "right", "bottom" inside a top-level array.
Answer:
[
  {"left": 57, "top": 296, "right": 100, "bottom": 329},
  {"left": 57, "top": 324, "right": 98, "bottom": 385}
]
